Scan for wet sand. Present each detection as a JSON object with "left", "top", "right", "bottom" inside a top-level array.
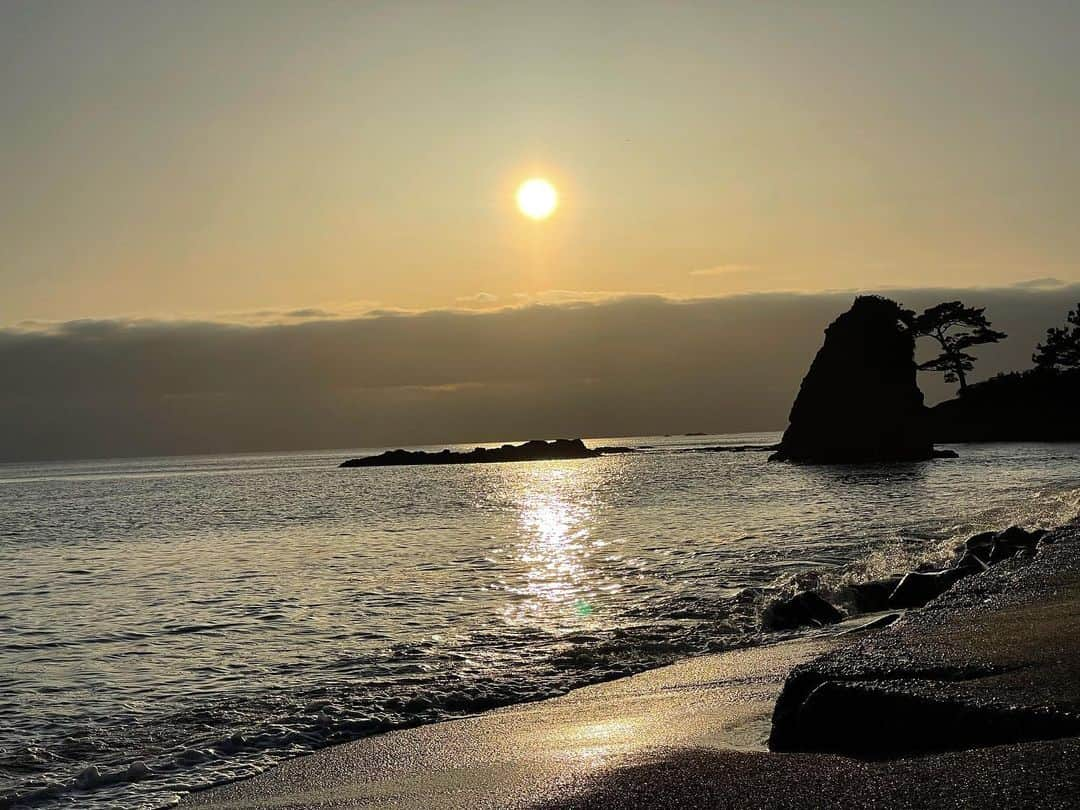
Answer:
[
  {"left": 185, "top": 637, "right": 831, "bottom": 809},
  {"left": 189, "top": 526, "right": 1080, "bottom": 810}
]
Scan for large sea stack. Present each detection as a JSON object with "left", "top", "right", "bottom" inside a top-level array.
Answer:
[{"left": 771, "top": 296, "right": 935, "bottom": 463}]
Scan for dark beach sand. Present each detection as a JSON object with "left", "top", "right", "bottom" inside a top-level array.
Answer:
[{"left": 188, "top": 526, "right": 1080, "bottom": 810}]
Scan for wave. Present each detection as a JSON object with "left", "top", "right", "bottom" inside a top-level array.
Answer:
[{"left": 6, "top": 483, "right": 1079, "bottom": 810}]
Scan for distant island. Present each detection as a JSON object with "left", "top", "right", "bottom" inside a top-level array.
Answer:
[{"left": 339, "top": 438, "right": 633, "bottom": 468}]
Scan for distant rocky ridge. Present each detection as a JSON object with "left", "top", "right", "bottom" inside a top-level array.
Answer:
[
  {"left": 771, "top": 296, "right": 941, "bottom": 463},
  {"left": 339, "top": 438, "right": 633, "bottom": 468},
  {"left": 678, "top": 444, "right": 779, "bottom": 454}
]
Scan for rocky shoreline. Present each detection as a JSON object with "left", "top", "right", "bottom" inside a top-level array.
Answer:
[
  {"left": 762, "top": 523, "right": 1053, "bottom": 631},
  {"left": 770, "top": 522, "right": 1080, "bottom": 759}
]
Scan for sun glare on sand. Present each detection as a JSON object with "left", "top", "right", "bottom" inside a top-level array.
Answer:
[{"left": 516, "top": 178, "right": 558, "bottom": 220}]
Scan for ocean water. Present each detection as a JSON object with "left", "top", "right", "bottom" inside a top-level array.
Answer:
[{"left": 2, "top": 433, "right": 1079, "bottom": 808}]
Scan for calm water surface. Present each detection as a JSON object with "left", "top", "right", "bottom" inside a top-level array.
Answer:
[{"left": 2, "top": 433, "right": 1079, "bottom": 808}]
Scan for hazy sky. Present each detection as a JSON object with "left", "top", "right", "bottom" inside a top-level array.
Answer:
[
  {"left": 3, "top": 1, "right": 1079, "bottom": 323},
  {"left": 3, "top": 4, "right": 1079, "bottom": 460},
  {"left": 3, "top": 284, "right": 1077, "bottom": 461}
]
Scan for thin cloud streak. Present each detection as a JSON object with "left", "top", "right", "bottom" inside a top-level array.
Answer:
[
  {"left": 1011, "top": 277, "right": 1067, "bottom": 289},
  {"left": 688, "top": 264, "right": 755, "bottom": 277}
]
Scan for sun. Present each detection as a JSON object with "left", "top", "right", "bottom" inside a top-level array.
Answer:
[{"left": 516, "top": 178, "right": 558, "bottom": 220}]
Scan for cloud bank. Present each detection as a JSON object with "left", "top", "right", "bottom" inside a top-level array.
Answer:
[{"left": 2, "top": 285, "right": 1077, "bottom": 461}]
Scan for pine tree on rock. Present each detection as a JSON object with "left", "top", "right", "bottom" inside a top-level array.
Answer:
[
  {"left": 1033, "top": 303, "right": 1080, "bottom": 371},
  {"left": 914, "top": 302, "right": 1007, "bottom": 392}
]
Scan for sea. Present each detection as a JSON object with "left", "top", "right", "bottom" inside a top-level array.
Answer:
[{"left": 2, "top": 433, "right": 1079, "bottom": 808}]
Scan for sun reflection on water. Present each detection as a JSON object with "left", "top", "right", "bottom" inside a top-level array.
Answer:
[{"left": 502, "top": 465, "right": 610, "bottom": 628}]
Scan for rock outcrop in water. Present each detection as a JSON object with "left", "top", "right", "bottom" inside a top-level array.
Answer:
[
  {"left": 340, "top": 438, "right": 607, "bottom": 467},
  {"left": 770, "top": 296, "right": 936, "bottom": 463},
  {"left": 763, "top": 591, "right": 846, "bottom": 631}
]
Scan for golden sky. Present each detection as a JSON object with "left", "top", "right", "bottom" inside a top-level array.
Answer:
[{"left": 2, "top": 2, "right": 1079, "bottom": 323}]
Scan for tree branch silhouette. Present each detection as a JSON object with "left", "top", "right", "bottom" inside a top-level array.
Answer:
[
  {"left": 1033, "top": 303, "right": 1080, "bottom": 371},
  {"left": 914, "top": 301, "right": 1007, "bottom": 392}
]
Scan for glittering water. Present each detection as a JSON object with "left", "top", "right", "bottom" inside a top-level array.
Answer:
[{"left": 2, "top": 434, "right": 1079, "bottom": 808}]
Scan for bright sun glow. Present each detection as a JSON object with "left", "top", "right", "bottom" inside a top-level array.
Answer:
[{"left": 516, "top": 178, "right": 558, "bottom": 220}]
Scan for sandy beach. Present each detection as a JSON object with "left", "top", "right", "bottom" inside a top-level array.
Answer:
[
  {"left": 185, "top": 635, "right": 831, "bottom": 809},
  {"left": 188, "top": 525, "right": 1080, "bottom": 810}
]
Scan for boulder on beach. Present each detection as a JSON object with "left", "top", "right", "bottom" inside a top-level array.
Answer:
[{"left": 770, "top": 296, "right": 936, "bottom": 463}]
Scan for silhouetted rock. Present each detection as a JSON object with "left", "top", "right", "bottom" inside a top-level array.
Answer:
[
  {"left": 770, "top": 296, "right": 936, "bottom": 463},
  {"left": 764, "top": 591, "right": 845, "bottom": 631},
  {"left": 339, "top": 438, "right": 603, "bottom": 467},
  {"left": 965, "top": 531, "right": 997, "bottom": 555},
  {"left": 888, "top": 569, "right": 968, "bottom": 609},
  {"left": 594, "top": 446, "right": 636, "bottom": 454},
  {"left": 954, "top": 551, "right": 990, "bottom": 574},
  {"left": 930, "top": 368, "right": 1080, "bottom": 442},
  {"left": 987, "top": 526, "right": 1045, "bottom": 563},
  {"left": 75, "top": 766, "right": 102, "bottom": 790},
  {"left": 842, "top": 576, "right": 905, "bottom": 613}
]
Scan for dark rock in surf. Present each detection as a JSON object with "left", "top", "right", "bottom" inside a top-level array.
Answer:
[
  {"left": 340, "top": 438, "right": 602, "bottom": 468},
  {"left": 988, "top": 526, "right": 1045, "bottom": 563},
  {"left": 75, "top": 766, "right": 102, "bottom": 790},
  {"left": 769, "top": 296, "right": 937, "bottom": 463},
  {"left": 965, "top": 531, "right": 997, "bottom": 555},
  {"left": 888, "top": 569, "right": 968, "bottom": 609},
  {"left": 843, "top": 576, "right": 905, "bottom": 613},
  {"left": 997, "top": 525, "right": 1045, "bottom": 545},
  {"left": 764, "top": 591, "right": 845, "bottom": 631},
  {"left": 127, "top": 761, "right": 152, "bottom": 781},
  {"left": 948, "top": 526, "right": 1046, "bottom": 576}
]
